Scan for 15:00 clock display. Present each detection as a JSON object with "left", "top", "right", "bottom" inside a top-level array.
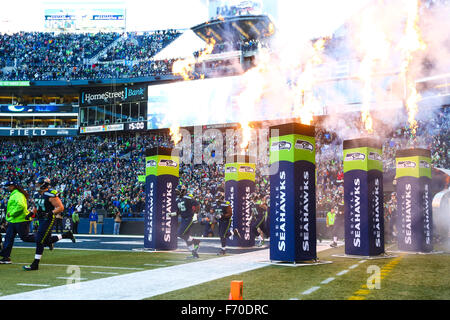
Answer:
[{"left": 126, "top": 121, "right": 146, "bottom": 131}]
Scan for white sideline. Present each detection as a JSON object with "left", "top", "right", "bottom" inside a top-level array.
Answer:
[
  {"left": 1, "top": 243, "right": 336, "bottom": 300},
  {"left": 1, "top": 249, "right": 270, "bottom": 300}
]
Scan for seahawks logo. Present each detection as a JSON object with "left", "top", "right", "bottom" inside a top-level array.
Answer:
[
  {"left": 158, "top": 159, "right": 178, "bottom": 167},
  {"left": 270, "top": 141, "right": 292, "bottom": 151},
  {"left": 397, "top": 161, "right": 416, "bottom": 168},
  {"left": 368, "top": 152, "right": 382, "bottom": 161},
  {"left": 239, "top": 165, "right": 255, "bottom": 173},
  {"left": 344, "top": 152, "right": 366, "bottom": 161},
  {"left": 225, "top": 166, "right": 237, "bottom": 173},
  {"left": 146, "top": 160, "right": 157, "bottom": 167},
  {"left": 295, "top": 139, "right": 314, "bottom": 152},
  {"left": 419, "top": 160, "right": 430, "bottom": 169}
]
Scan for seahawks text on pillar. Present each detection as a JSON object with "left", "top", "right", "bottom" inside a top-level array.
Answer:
[
  {"left": 405, "top": 183, "right": 412, "bottom": 245},
  {"left": 163, "top": 182, "right": 173, "bottom": 242},
  {"left": 301, "top": 171, "right": 310, "bottom": 251},
  {"left": 278, "top": 170, "right": 286, "bottom": 252},
  {"left": 353, "top": 178, "right": 361, "bottom": 248}
]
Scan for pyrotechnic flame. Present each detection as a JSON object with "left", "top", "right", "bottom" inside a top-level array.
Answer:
[
  {"left": 356, "top": 6, "right": 392, "bottom": 135},
  {"left": 169, "top": 124, "right": 182, "bottom": 146},
  {"left": 398, "top": 0, "right": 426, "bottom": 137},
  {"left": 240, "top": 121, "right": 253, "bottom": 152},
  {"left": 359, "top": 56, "right": 376, "bottom": 134},
  {"left": 169, "top": 38, "right": 217, "bottom": 144},
  {"left": 237, "top": 49, "right": 271, "bottom": 151},
  {"left": 266, "top": 23, "right": 275, "bottom": 37},
  {"left": 172, "top": 58, "right": 195, "bottom": 81},
  {"left": 172, "top": 37, "right": 216, "bottom": 81},
  {"left": 406, "top": 84, "right": 420, "bottom": 136},
  {"left": 292, "top": 38, "right": 327, "bottom": 125}
]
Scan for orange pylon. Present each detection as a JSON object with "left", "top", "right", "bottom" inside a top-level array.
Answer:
[{"left": 229, "top": 280, "right": 243, "bottom": 300}]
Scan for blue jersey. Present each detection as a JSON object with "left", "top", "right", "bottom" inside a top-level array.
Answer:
[
  {"left": 212, "top": 201, "right": 232, "bottom": 221},
  {"left": 176, "top": 196, "right": 198, "bottom": 219},
  {"left": 251, "top": 203, "right": 266, "bottom": 221},
  {"left": 33, "top": 189, "right": 59, "bottom": 219}
]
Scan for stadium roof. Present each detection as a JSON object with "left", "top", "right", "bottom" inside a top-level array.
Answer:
[
  {"left": 152, "top": 29, "right": 207, "bottom": 60},
  {"left": 191, "top": 14, "right": 274, "bottom": 44}
]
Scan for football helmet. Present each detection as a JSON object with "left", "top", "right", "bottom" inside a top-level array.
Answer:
[{"left": 35, "top": 177, "right": 51, "bottom": 190}]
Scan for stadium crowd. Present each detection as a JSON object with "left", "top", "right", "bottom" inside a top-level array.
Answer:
[
  {"left": 0, "top": 29, "right": 270, "bottom": 81},
  {"left": 1, "top": 108, "right": 448, "bottom": 229},
  {"left": 0, "top": 32, "right": 118, "bottom": 80},
  {"left": 0, "top": 30, "right": 181, "bottom": 81},
  {"left": 97, "top": 30, "right": 180, "bottom": 63}
]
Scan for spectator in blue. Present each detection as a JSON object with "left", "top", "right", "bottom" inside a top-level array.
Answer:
[
  {"left": 88, "top": 208, "right": 98, "bottom": 235},
  {"left": 113, "top": 198, "right": 120, "bottom": 209},
  {"left": 124, "top": 202, "right": 131, "bottom": 216}
]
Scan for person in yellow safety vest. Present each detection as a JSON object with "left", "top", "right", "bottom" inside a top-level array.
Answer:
[
  {"left": 0, "top": 180, "right": 34, "bottom": 264},
  {"left": 326, "top": 207, "right": 338, "bottom": 248}
]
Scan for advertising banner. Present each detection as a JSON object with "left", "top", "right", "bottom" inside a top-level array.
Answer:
[
  {"left": 269, "top": 123, "right": 316, "bottom": 262},
  {"left": 343, "top": 138, "right": 384, "bottom": 256},
  {"left": 44, "top": 8, "right": 126, "bottom": 33},
  {"left": 144, "top": 147, "right": 179, "bottom": 250},
  {"left": 80, "top": 85, "right": 147, "bottom": 107},
  {"left": 395, "top": 149, "right": 433, "bottom": 253},
  {"left": 0, "top": 81, "right": 30, "bottom": 86},
  {"left": 79, "top": 124, "right": 124, "bottom": 134},
  {"left": 0, "top": 128, "right": 78, "bottom": 137},
  {"left": 225, "top": 155, "right": 256, "bottom": 247}
]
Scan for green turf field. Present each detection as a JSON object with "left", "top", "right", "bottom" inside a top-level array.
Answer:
[
  {"left": 150, "top": 245, "right": 450, "bottom": 300},
  {"left": 0, "top": 248, "right": 214, "bottom": 297},
  {"left": 1, "top": 244, "right": 449, "bottom": 300}
]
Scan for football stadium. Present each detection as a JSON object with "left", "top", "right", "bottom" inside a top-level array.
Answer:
[{"left": 0, "top": 0, "right": 449, "bottom": 311}]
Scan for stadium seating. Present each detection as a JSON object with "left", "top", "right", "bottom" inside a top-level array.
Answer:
[
  {"left": 0, "top": 30, "right": 181, "bottom": 81},
  {"left": 0, "top": 108, "right": 448, "bottom": 224}
]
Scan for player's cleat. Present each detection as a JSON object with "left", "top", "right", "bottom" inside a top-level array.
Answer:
[
  {"left": 192, "top": 238, "right": 200, "bottom": 251},
  {"left": 63, "top": 231, "right": 76, "bottom": 243},
  {"left": 256, "top": 237, "right": 265, "bottom": 247},
  {"left": 217, "top": 249, "right": 226, "bottom": 256},
  {"left": 23, "top": 264, "right": 39, "bottom": 271},
  {"left": 187, "top": 250, "right": 199, "bottom": 259},
  {"left": 0, "top": 257, "right": 12, "bottom": 264}
]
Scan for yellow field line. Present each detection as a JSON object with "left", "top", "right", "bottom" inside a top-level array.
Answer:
[{"left": 347, "top": 255, "right": 404, "bottom": 300}]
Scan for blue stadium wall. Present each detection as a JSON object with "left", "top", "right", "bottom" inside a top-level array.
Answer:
[{"left": 66, "top": 217, "right": 332, "bottom": 238}]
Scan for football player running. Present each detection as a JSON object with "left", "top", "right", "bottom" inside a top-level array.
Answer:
[
  {"left": 23, "top": 177, "right": 76, "bottom": 271},
  {"left": 213, "top": 192, "right": 233, "bottom": 256},
  {"left": 172, "top": 186, "right": 201, "bottom": 259}
]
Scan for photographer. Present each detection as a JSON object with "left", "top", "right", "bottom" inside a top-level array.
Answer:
[{"left": 113, "top": 207, "right": 122, "bottom": 235}]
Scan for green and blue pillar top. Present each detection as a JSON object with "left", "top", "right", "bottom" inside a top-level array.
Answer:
[
  {"left": 395, "top": 148, "right": 432, "bottom": 179},
  {"left": 145, "top": 147, "right": 180, "bottom": 178},
  {"left": 225, "top": 155, "right": 256, "bottom": 183},
  {"left": 269, "top": 122, "right": 316, "bottom": 165},
  {"left": 343, "top": 138, "right": 383, "bottom": 173}
]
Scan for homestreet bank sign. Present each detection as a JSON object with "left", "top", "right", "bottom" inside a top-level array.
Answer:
[
  {"left": 80, "top": 85, "right": 147, "bottom": 106},
  {"left": 1, "top": 128, "right": 78, "bottom": 136}
]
